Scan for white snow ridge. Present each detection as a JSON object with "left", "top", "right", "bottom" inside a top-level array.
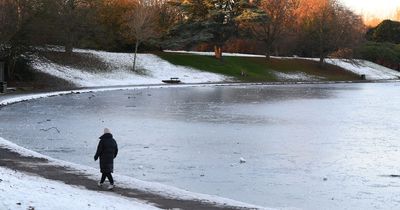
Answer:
[{"left": 0, "top": 167, "right": 160, "bottom": 210}]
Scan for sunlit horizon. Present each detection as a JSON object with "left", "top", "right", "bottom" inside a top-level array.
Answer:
[{"left": 340, "top": 0, "right": 399, "bottom": 19}]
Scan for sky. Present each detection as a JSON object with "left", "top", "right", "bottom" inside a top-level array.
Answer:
[{"left": 340, "top": 0, "right": 399, "bottom": 19}]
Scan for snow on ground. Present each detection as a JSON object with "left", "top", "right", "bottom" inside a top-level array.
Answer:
[
  {"left": 29, "top": 48, "right": 400, "bottom": 87},
  {"left": 272, "top": 71, "right": 323, "bottom": 81},
  {"left": 165, "top": 50, "right": 400, "bottom": 80},
  {"left": 324, "top": 59, "right": 400, "bottom": 80},
  {"left": 0, "top": 137, "right": 272, "bottom": 210},
  {"left": 30, "top": 49, "right": 230, "bottom": 87},
  {"left": 0, "top": 167, "right": 160, "bottom": 210},
  {"left": 163, "top": 50, "right": 265, "bottom": 58}
]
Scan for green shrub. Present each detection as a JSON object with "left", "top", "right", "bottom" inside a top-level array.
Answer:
[{"left": 358, "top": 42, "right": 400, "bottom": 63}]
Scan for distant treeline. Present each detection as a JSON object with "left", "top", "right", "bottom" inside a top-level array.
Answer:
[{"left": 0, "top": 0, "right": 399, "bottom": 80}]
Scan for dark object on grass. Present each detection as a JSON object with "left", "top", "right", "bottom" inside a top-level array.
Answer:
[{"left": 162, "top": 77, "right": 181, "bottom": 84}]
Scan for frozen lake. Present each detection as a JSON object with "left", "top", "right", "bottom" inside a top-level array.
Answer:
[{"left": 1, "top": 83, "right": 400, "bottom": 209}]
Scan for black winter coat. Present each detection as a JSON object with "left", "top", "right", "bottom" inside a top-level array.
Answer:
[{"left": 94, "top": 133, "right": 118, "bottom": 173}]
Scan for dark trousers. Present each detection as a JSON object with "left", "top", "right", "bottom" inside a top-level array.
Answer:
[{"left": 100, "top": 173, "right": 114, "bottom": 185}]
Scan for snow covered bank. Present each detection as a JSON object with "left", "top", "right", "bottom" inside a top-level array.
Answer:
[
  {"left": 0, "top": 166, "right": 159, "bottom": 210},
  {"left": 30, "top": 49, "right": 230, "bottom": 87},
  {"left": 0, "top": 137, "right": 271, "bottom": 210},
  {"left": 29, "top": 48, "right": 400, "bottom": 87},
  {"left": 324, "top": 59, "right": 400, "bottom": 80},
  {"left": 165, "top": 50, "right": 400, "bottom": 80}
]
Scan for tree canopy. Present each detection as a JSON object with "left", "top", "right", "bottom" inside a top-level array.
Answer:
[{"left": 366, "top": 20, "right": 400, "bottom": 44}]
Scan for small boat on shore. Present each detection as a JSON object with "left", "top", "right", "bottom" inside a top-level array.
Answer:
[{"left": 162, "top": 77, "right": 181, "bottom": 84}]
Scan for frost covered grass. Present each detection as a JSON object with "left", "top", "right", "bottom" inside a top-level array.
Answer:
[{"left": 157, "top": 52, "right": 361, "bottom": 82}]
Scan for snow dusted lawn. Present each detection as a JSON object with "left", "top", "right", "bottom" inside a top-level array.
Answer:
[
  {"left": 29, "top": 48, "right": 400, "bottom": 88},
  {"left": 0, "top": 167, "right": 159, "bottom": 210},
  {"left": 31, "top": 49, "right": 230, "bottom": 87}
]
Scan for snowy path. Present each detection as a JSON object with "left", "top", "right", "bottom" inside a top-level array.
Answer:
[{"left": 0, "top": 145, "right": 260, "bottom": 210}]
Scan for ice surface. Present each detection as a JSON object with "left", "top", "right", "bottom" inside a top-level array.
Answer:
[{"left": 2, "top": 83, "right": 400, "bottom": 209}]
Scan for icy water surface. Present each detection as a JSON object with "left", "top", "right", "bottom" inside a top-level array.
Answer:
[{"left": 1, "top": 83, "right": 400, "bottom": 209}]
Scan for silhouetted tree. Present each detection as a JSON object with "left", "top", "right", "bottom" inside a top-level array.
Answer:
[
  {"left": 297, "top": 0, "right": 364, "bottom": 66},
  {"left": 240, "top": 0, "right": 298, "bottom": 60},
  {"left": 165, "top": 0, "right": 257, "bottom": 59},
  {"left": 366, "top": 20, "right": 400, "bottom": 44}
]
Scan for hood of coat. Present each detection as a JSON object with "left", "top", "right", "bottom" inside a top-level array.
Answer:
[{"left": 100, "top": 133, "right": 113, "bottom": 140}]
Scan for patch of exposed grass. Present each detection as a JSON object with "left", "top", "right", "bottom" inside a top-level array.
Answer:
[
  {"left": 39, "top": 51, "right": 112, "bottom": 72},
  {"left": 156, "top": 52, "right": 361, "bottom": 82},
  {"left": 38, "top": 51, "right": 151, "bottom": 76}
]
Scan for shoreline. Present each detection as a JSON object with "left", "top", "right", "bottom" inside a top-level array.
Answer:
[
  {"left": 2, "top": 79, "right": 399, "bottom": 107},
  {"left": 0, "top": 137, "right": 264, "bottom": 210}
]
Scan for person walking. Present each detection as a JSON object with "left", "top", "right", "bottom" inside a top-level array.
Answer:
[{"left": 94, "top": 128, "right": 118, "bottom": 190}]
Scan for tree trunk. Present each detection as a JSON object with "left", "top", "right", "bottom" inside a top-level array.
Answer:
[
  {"left": 319, "top": 56, "right": 325, "bottom": 67},
  {"left": 64, "top": 0, "right": 75, "bottom": 54},
  {"left": 7, "top": 59, "right": 14, "bottom": 81},
  {"left": 133, "top": 40, "right": 140, "bottom": 71},
  {"left": 214, "top": 45, "right": 222, "bottom": 59},
  {"left": 65, "top": 38, "right": 73, "bottom": 54},
  {"left": 265, "top": 45, "right": 271, "bottom": 61},
  {"left": 16, "top": 1, "right": 22, "bottom": 30},
  {"left": 7, "top": 47, "right": 18, "bottom": 81}
]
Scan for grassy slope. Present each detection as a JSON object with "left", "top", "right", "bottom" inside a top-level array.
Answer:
[{"left": 156, "top": 52, "right": 361, "bottom": 82}]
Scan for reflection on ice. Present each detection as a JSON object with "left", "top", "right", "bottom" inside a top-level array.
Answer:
[{"left": 1, "top": 83, "right": 400, "bottom": 209}]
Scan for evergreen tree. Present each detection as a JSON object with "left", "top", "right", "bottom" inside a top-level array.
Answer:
[
  {"left": 165, "top": 0, "right": 257, "bottom": 59},
  {"left": 366, "top": 20, "right": 400, "bottom": 44}
]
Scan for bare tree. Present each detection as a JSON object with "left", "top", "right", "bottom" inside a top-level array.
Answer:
[
  {"left": 298, "top": 0, "right": 364, "bottom": 66},
  {"left": 244, "top": 0, "right": 299, "bottom": 60},
  {"left": 124, "top": 0, "right": 159, "bottom": 71}
]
